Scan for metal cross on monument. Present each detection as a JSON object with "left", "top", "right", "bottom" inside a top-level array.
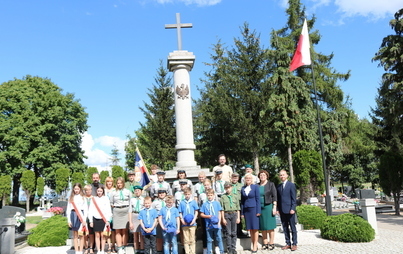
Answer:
[{"left": 165, "top": 13, "right": 192, "bottom": 50}]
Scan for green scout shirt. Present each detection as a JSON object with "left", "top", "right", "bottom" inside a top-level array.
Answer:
[
  {"left": 220, "top": 193, "right": 240, "bottom": 212},
  {"left": 125, "top": 181, "right": 140, "bottom": 193}
]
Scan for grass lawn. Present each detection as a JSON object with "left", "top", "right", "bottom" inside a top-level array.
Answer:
[{"left": 26, "top": 216, "right": 43, "bottom": 225}]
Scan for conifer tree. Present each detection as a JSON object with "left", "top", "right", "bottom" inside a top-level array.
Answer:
[{"left": 134, "top": 61, "right": 176, "bottom": 170}]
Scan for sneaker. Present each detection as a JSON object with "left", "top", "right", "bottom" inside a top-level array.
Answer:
[
  {"left": 215, "top": 246, "right": 220, "bottom": 254},
  {"left": 203, "top": 249, "right": 207, "bottom": 254}
]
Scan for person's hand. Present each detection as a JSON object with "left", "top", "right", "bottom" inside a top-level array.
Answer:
[
  {"left": 256, "top": 213, "right": 261, "bottom": 217},
  {"left": 90, "top": 222, "right": 94, "bottom": 228},
  {"left": 191, "top": 219, "right": 196, "bottom": 225},
  {"left": 68, "top": 222, "right": 72, "bottom": 228},
  {"left": 222, "top": 219, "right": 227, "bottom": 226},
  {"left": 290, "top": 210, "right": 295, "bottom": 214},
  {"left": 181, "top": 219, "right": 185, "bottom": 225},
  {"left": 236, "top": 218, "right": 240, "bottom": 224},
  {"left": 129, "top": 222, "right": 134, "bottom": 230},
  {"left": 176, "top": 229, "right": 180, "bottom": 235},
  {"left": 272, "top": 209, "right": 277, "bottom": 216}
]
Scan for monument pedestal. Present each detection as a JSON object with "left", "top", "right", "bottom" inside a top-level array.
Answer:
[{"left": 167, "top": 50, "right": 199, "bottom": 169}]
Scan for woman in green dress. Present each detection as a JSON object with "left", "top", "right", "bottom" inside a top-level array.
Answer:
[{"left": 258, "top": 170, "right": 277, "bottom": 250}]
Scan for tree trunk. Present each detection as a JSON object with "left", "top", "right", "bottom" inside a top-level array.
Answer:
[
  {"left": 288, "top": 145, "right": 294, "bottom": 183},
  {"left": 393, "top": 192, "right": 400, "bottom": 216},
  {"left": 25, "top": 191, "right": 31, "bottom": 213},
  {"left": 12, "top": 175, "right": 21, "bottom": 206},
  {"left": 253, "top": 151, "right": 260, "bottom": 175}
]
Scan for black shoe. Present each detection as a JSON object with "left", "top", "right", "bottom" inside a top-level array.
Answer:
[{"left": 238, "top": 234, "right": 249, "bottom": 238}]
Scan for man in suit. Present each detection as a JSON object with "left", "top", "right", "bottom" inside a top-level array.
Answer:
[{"left": 277, "top": 170, "right": 298, "bottom": 251}]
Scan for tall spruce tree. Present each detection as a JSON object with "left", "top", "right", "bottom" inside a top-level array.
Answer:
[
  {"left": 273, "top": 0, "right": 350, "bottom": 185},
  {"left": 372, "top": 8, "right": 403, "bottom": 155},
  {"left": 372, "top": 8, "right": 403, "bottom": 214},
  {"left": 195, "top": 24, "right": 273, "bottom": 170},
  {"left": 267, "top": 29, "right": 318, "bottom": 181},
  {"left": 134, "top": 61, "right": 176, "bottom": 170}
]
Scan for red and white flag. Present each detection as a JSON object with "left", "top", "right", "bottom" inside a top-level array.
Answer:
[{"left": 289, "top": 19, "right": 311, "bottom": 72}]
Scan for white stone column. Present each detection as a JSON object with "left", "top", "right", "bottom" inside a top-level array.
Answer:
[
  {"left": 359, "top": 198, "right": 378, "bottom": 235},
  {"left": 168, "top": 50, "right": 199, "bottom": 169}
]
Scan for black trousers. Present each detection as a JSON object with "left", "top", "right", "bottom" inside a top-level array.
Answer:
[
  {"left": 223, "top": 212, "right": 237, "bottom": 251},
  {"left": 143, "top": 234, "right": 157, "bottom": 254},
  {"left": 280, "top": 213, "right": 298, "bottom": 246}
]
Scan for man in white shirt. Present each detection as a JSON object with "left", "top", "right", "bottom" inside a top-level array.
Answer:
[{"left": 212, "top": 154, "right": 233, "bottom": 183}]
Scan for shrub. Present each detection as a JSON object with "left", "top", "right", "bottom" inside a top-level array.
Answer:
[
  {"left": 27, "top": 215, "right": 68, "bottom": 247},
  {"left": 321, "top": 213, "right": 375, "bottom": 242},
  {"left": 296, "top": 204, "right": 326, "bottom": 229}
]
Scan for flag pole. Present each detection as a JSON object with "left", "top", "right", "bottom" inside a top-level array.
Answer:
[
  {"left": 309, "top": 56, "right": 332, "bottom": 216},
  {"left": 290, "top": 18, "right": 332, "bottom": 215}
]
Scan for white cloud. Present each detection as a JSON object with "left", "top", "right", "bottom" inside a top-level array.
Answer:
[
  {"left": 334, "top": 0, "right": 402, "bottom": 19},
  {"left": 81, "top": 132, "right": 127, "bottom": 172},
  {"left": 154, "top": 0, "right": 222, "bottom": 6},
  {"left": 95, "top": 135, "right": 126, "bottom": 155}
]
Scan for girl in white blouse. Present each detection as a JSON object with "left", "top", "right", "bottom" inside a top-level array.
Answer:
[
  {"left": 89, "top": 186, "right": 112, "bottom": 254},
  {"left": 66, "top": 183, "right": 88, "bottom": 254}
]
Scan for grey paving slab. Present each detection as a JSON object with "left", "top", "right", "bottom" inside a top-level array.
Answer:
[{"left": 15, "top": 212, "right": 403, "bottom": 254}]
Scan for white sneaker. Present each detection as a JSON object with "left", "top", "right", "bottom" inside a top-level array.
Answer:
[{"left": 215, "top": 246, "right": 220, "bottom": 254}]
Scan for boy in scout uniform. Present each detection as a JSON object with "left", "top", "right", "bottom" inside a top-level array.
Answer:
[
  {"left": 212, "top": 170, "right": 226, "bottom": 199},
  {"left": 220, "top": 183, "right": 240, "bottom": 254},
  {"left": 150, "top": 171, "right": 172, "bottom": 198}
]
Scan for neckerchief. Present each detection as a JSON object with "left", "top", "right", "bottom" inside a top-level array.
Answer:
[
  {"left": 199, "top": 183, "right": 205, "bottom": 194},
  {"left": 86, "top": 196, "right": 92, "bottom": 207},
  {"left": 208, "top": 201, "right": 215, "bottom": 215},
  {"left": 231, "top": 184, "right": 238, "bottom": 194},
  {"left": 146, "top": 208, "right": 151, "bottom": 225},
  {"left": 218, "top": 180, "right": 224, "bottom": 192},
  {"left": 166, "top": 206, "right": 171, "bottom": 222},
  {"left": 135, "top": 197, "right": 140, "bottom": 212},
  {"left": 119, "top": 190, "right": 124, "bottom": 201},
  {"left": 185, "top": 199, "right": 191, "bottom": 214},
  {"left": 227, "top": 194, "right": 234, "bottom": 208}
]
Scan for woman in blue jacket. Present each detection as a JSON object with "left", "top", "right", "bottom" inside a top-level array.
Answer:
[{"left": 241, "top": 173, "right": 261, "bottom": 253}]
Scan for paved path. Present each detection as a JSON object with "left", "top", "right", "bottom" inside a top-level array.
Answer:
[{"left": 15, "top": 212, "right": 403, "bottom": 254}]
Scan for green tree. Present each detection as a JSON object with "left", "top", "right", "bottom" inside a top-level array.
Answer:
[
  {"left": 267, "top": 29, "right": 318, "bottom": 181},
  {"left": 110, "top": 145, "right": 121, "bottom": 166},
  {"left": 134, "top": 61, "right": 176, "bottom": 170},
  {"left": 273, "top": 0, "right": 350, "bottom": 188},
  {"left": 55, "top": 168, "right": 70, "bottom": 195},
  {"left": 0, "top": 75, "right": 88, "bottom": 204},
  {"left": 372, "top": 9, "right": 403, "bottom": 214},
  {"left": 71, "top": 172, "right": 85, "bottom": 187},
  {"left": 293, "top": 150, "right": 324, "bottom": 202},
  {"left": 21, "top": 170, "right": 36, "bottom": 212},
  {"left": 36, "top": 177, "right": 45, "bottom": 197},
  {"left": 0, "top": 175, "right": 11, "bottom": 207},
  {"left": 195, "top": 24, "right": 273, "bottom": 169},
  {"left": 86, "top": 167, "right": 98, "bottom": 184},
  {"left": 111, "top": 165, "right": 125, "bottom": 180},
  {"left": 341, "top": 116, "right": 378, "bottom": 189},
  {"left": 372, "top": 8, "right": 403, "bottom": 157},
  {"left": 379, "top": 151, "right": 403, "bottom": 215},
  {"left": 100, "top": 170, "right": 109, "bottom": 184}
]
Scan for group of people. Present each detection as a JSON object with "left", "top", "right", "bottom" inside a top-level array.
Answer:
[{"left": 66, "top": 154, "right": 298, "bottom": 254}]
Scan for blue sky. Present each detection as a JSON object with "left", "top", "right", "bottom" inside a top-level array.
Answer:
[{"left": 0, "top": 0, "right": 401, "bottom": 172}]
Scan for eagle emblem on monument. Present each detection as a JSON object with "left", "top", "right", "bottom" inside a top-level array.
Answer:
[{"left": 176, "top": 83, "right": 189, "bottom": 100}]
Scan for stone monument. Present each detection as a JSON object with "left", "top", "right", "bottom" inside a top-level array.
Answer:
[{"left": 164, "top": 13, "right": 211, "bottom": 181}]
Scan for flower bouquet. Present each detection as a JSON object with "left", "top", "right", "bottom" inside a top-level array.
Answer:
[
  {"left": 46, "top": 207, "right": 64, "bottom": 215},
  {"left": 13, "top": 212, "right": 26, "bottom": 227}
]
